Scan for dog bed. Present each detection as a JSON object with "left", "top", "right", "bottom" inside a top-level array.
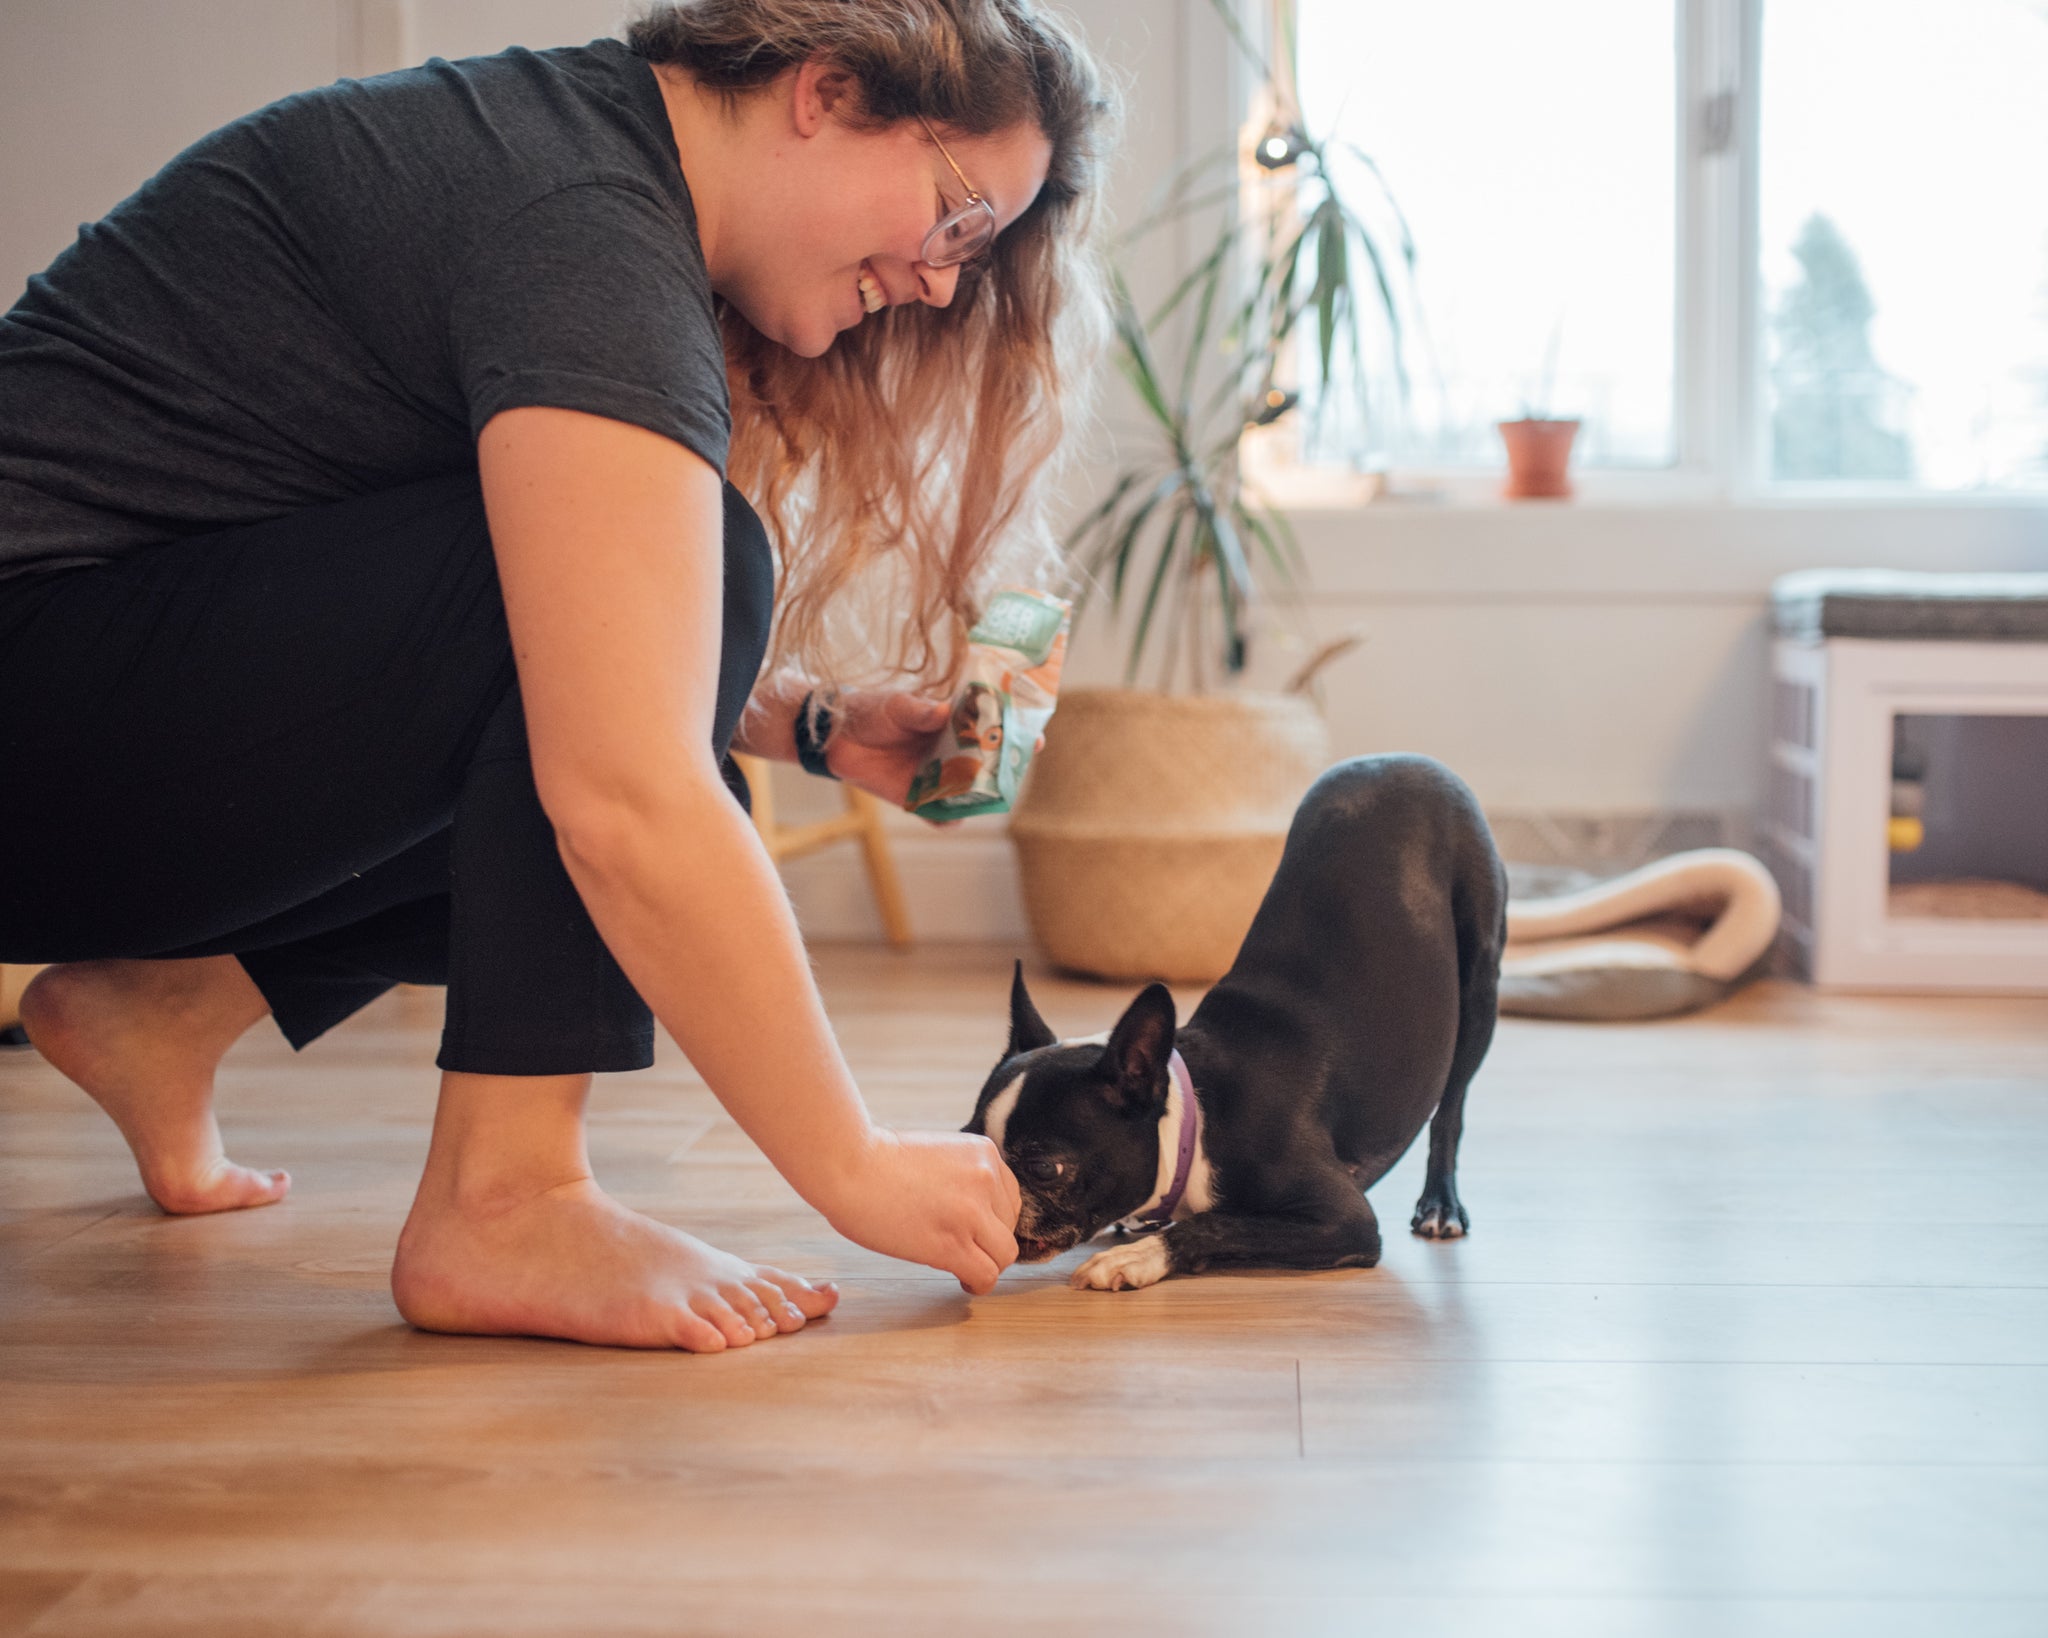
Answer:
[{"left": 1499, "top": 848, "right": 1781, "bottom": 1021}]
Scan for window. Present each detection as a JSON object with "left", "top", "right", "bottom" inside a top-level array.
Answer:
[
  {"left": 1286, "top": 0, "right": 2048, "bottom": 496},
  {"left": 1760, "top": 0, "right": 2048, "bottom": 491},
  {"left": 1296, "top": 0, "right": 1677, "bottom": 471}
]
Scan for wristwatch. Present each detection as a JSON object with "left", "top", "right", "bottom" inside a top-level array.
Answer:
[{"left": 794, "top": 690, "right": 839, "bottom": 780}]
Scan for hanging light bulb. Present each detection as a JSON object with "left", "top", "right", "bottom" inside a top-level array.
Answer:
[{"left": 1254, "top": 123, "right": 1306, "bottom": 170}]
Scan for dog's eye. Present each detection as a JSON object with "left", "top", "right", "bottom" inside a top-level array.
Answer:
[{"left": 1021, "top": 1157, "right": 1064, "bottom": 1184}]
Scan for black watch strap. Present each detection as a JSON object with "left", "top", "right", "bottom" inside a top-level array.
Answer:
[{"left": 794, "top": 690, "right": 839, "bottom": 780}]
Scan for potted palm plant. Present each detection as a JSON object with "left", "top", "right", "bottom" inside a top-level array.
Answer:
[{"left": 1010, "top": 0, "right": 1412, "bottom": 981}]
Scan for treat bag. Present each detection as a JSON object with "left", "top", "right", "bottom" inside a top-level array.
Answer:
[{"left": 906, "top": 588, "right": 1072, "bottom": 820}]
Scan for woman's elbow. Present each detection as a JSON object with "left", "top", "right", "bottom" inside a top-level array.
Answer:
[{"left": 534, "top": 755, "right": 732, "bottom": 874}]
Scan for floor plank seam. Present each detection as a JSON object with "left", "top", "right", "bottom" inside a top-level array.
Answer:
[{"left": 10, "top": 1207, "right": 126, "bottom": 1266}]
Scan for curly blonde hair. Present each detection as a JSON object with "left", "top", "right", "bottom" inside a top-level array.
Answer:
[{"left": 625, "top": 0, "right": 1117, "bottom": 690}]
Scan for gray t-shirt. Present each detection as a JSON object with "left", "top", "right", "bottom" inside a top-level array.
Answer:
[{"left": 0, "top": 39, "right": 729, "bottom": 581}]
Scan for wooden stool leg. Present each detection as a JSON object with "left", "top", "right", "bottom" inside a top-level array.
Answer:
[{"left": 847, "top": 787, "right": 914, "bottom": 949}]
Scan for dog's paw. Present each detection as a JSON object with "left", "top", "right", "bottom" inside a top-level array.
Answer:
[
  {"left": 1410, "top": 1196, "right": 1470, "bottom": 1239},
  {"left": 1071, "top": 1234, "right": 1172, "bottom": 1291}
]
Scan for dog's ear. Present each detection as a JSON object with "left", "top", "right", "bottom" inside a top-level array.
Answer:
[
  {"left": 1100, "top": 983, "right": 1177, "bottom": 1117},
  {"left": 1006, "top": 960, "right": 1057, "bottom": 1056}
]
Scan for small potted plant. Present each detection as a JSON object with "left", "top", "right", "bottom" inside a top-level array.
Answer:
[{"left": 1497, "top": 317, "right": 1579, "bottom": 499}]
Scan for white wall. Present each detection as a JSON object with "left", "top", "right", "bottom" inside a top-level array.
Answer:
[
  {"left": 1284, "top": 499, "right": 2048, "bottom": 816},
  {"left": 0, "top": 1, "right": 645, "bottom": 304},
  {"left": 0, "top": 0, "right": 344, "bottom": 306},
  {"left": 4, "top": 1, "right": 2044, "bottom": 942},
  {"left": 407, "top": 0, "right": 632, "bottom": 62}
]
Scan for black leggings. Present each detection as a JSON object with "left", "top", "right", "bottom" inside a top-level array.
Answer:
[{"left": 0, "top": 470, "right": 774, "bottom": 1075}]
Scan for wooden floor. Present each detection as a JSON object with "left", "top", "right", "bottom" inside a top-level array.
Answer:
[{"left": 2, "top": 947, "right": 2046, "bottom": 1636}]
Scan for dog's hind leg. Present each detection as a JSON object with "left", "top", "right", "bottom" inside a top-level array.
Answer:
[{"left": 1411, "top": 882, "right": 1504, "bottom": 1240}]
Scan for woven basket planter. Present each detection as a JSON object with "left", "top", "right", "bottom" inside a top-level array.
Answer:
[{"left": 1010, "top": 688, "right": 1329, "bottom": 982}]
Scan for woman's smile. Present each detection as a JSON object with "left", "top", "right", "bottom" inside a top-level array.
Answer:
[{"left": 857, "top": 262, "right": 886, "bottom": 315}]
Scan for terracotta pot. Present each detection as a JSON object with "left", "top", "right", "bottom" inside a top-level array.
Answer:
[
  {"left": 1009, "top": 688, "right": 1329, "bottom": 983},
  {"left": 1497, "top": 418, "right": 1580, "bottom": 499}
]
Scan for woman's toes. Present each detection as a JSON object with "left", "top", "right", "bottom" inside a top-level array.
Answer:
[
  {"left": 150, "top": 1161, "right": 290, "bottom": 1216},
  {"left": 668, "top": 1307, "right": 728, "bottom": 1353},
  {"left": 761, "top": 1267, "right": 839, "bottom": 1320},
  {"left": 744, "top": 1278, "right": 806, "bottom": 1332},
  {"left": 247, "top": 1166, "right": 291, "bottom": 1204},
  {"left": 729, "top": 1287, "right": 778, "bottom": 1338},
  {"left": 696, "top": 1297, "right": 757, "bottom": 1348}
]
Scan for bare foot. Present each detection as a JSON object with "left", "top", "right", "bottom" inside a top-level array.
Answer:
[
  {"left": 392, "top": 1174, "right": 840, "bottom": 1351},
  {"left": 19, "top": 957, "right": 287, "bottom": 1215}
]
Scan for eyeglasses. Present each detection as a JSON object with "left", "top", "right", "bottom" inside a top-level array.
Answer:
[{"left": 917, "top": 117, "right": 998, "bottom": 268}]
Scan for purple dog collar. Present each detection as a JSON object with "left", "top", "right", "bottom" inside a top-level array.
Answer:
[{"left": 1136, "top": 1050, "right": 1200, "bottom": 1227}]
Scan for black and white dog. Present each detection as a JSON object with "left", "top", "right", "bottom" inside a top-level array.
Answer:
[{"left": 966, "top": 755, "right": 1507, "bottom": 1291}]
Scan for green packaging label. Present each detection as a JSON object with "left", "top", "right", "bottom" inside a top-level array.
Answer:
[{"left": 970, "top": 590, "right": 1066, "bottom": 666}]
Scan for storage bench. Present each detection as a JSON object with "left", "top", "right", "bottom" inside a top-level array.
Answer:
[{"left": 1764, "top": 570, "right": 2048, "bottom": 993}]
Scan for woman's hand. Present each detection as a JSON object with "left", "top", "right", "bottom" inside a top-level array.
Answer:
[
  {"left": 824, "top": 691, "right": 951, "bottom": 807},
  {"left": 818, "top": 1127, "right": 1021, "bottom": 1293}
]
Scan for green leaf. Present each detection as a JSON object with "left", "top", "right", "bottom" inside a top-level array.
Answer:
[
  {"left": 1202, "top": 516, "right": 1240, "bottom": 671},
  {"left": 1208, "top": 503, "right": 1254, "bottom": 604},
  {"left": 1264, "top": 219, "right": 1311, "bottom": 344},
  {"left": 1250, "top": 215, "right": 1319, "bottom": 361},
  {"left": 1128, "top": 506, "right": 1189, "bottom": 685},
  {"left": 1103, "top": 470, "right": 1187, "bottom": 606},
  {"left": 1238, "top": 502, "right": 1302, "bottom": 587},
  {"left": 1119, "top": 144, "right": 1241, "bottom": 248},
  {"left": 1150, "top": 220, "right": 1245, "bottom": 332},
  {"left": 1238, "top": 513, "right": 1281, "bottom": 589},
  {"left": 1176, "top": 251, "right": 1226, "bottom": 418},
  {"left": 1063, "top": 469, "right": 1140, "bottom": 559},
  {"left": 1315, "top": 204, "right": 1348, "bottom": 386},
  {"left": 1116, "top": 306, "right": 1181, "bottom": 441},
  {"left": 1337, "top": 203, "right": 1406, "bottom": 401},
  {"left": 1337, "top": 141, "right": 1419, "bottom": 270}
]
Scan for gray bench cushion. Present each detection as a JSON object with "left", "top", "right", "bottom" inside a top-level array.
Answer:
[{"left": 1773, "top": 570, "right": 2048, "bottom": 641}]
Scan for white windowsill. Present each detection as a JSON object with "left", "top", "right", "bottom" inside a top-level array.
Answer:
[
  {"left": 1261, "top": 478, "right": 2048, "bottom": 603},
  {"left": 1239, "top": 422, "right": 2048, "bottom": 518},
  {"left": 1259, "top": 466, "right": 2048, "bottom": 515}
]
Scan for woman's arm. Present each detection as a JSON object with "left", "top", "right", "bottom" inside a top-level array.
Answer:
[{"left": 475, "top": 405, "right": 1018, "bottom": 1290}]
